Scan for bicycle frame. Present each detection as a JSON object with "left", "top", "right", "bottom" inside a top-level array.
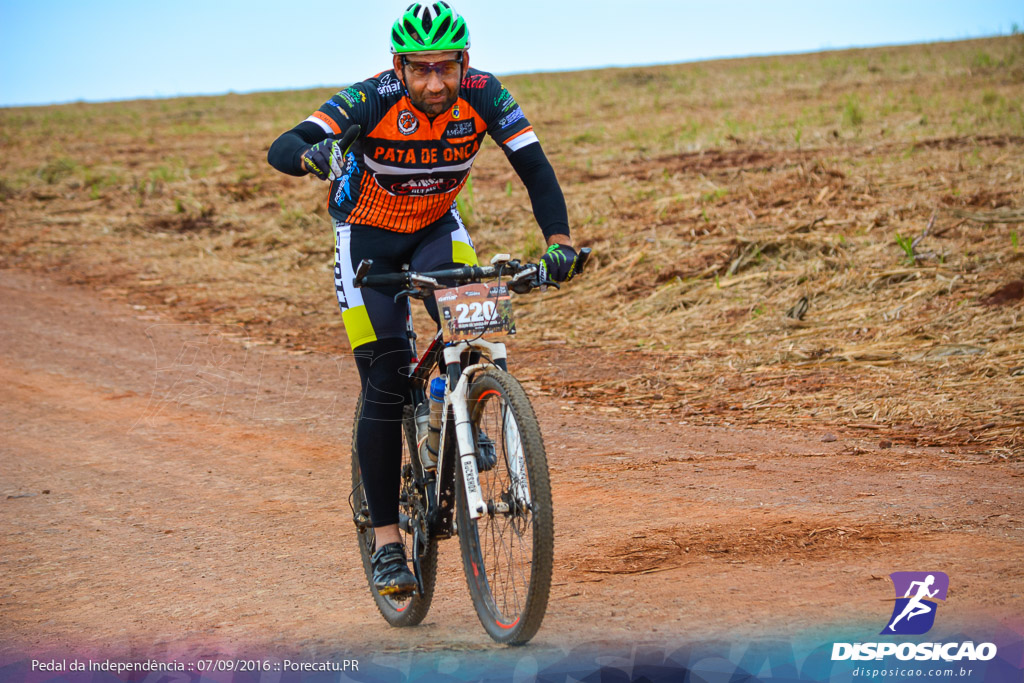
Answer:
[{"left": 405, "top": 329, "right": 510, "bottom": 529}]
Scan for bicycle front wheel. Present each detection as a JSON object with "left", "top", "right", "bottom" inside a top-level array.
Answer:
[{"left": 456, "top": 368, "right": 553, "bottom": 645}]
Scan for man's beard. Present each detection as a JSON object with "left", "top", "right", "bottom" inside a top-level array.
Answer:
[{"left": 410, "top": 89, "right": 457, "bottom": 118}]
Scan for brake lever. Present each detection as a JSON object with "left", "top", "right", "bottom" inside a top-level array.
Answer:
[
  {"left": 535, "top": 261, "right": 562, "bottom": 292},
  {"left": 508, "top": 264, "right": 538, "bottom": 294},
  {"left": 409, "top": 273, "right": 441, "bottom": 289},
  {"left": 394, "top": 288, "right": 431, "bottom": 302}
]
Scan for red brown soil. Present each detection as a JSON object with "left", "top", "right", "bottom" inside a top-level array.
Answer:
[{"left": 2, "top": 268, "right": 1022, "bottom": 659}]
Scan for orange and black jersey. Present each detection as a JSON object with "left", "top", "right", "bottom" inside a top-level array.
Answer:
[{"left": 268, "top": 67, "right": 569, "bottom": 238}]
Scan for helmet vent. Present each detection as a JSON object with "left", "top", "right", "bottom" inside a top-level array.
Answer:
[
  {"left": 452, "top": 25, "right": 466, "bottom": 42},
  {"left": 404, "top": 19, "right": 423, "bottom": 45},
  {"left": 422, "top": 9, "right": 434, "bottom": 33}
]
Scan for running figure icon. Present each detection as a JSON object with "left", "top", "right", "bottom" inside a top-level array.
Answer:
[
  {"left": 882, "top": 571, "right": 949, "bottom": 635},
  {"left": 888, "top": 574, "right": 939, "bottom": 631}
]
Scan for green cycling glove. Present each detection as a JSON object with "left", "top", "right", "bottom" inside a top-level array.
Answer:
[{"left": 540, "top": 243, "right": 579, "bottom": 282}]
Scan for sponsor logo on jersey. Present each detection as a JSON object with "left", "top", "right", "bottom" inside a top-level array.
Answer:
[
  {"left": 494, "top": 87, "right": 517, "bottom": 112},
  {"left": 461, "top": 73, "right": 490, "bottom": 89},
  {"left": 332, "top": 153, "right": 359, "bottom": 206},
  {"left": 324, "top": 100, "right": 350, "bottom": 118},
  {"left": 452, "top": 105, "right": 461, "bottom": 119},
  {"left": 376, "top": 73, "right": 403, "bottom": 97},
  {"left": 337, "top": 87, "right": 366, "bottom": 108},
  {"left": 494, "top": 88, "right": 513, "bottom": 108},
  {"left": 398, "top": 110, "right": 419, "bottom": 135},
  {"left": 498, "top": 106, "right": 525, "bottom": 129},
  {"left": 371, "top": 139, "right": 480, "bottom": 166},
  {"left": 444, "top": 120, "right": 476, "bottom": 139},
  {"left": 381, "top": 176, "right": 461, "bottom": 196}
]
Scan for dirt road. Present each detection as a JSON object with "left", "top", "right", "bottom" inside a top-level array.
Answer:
[{"left": 2, "top": 268, "right": 1022, "bottom": 662}]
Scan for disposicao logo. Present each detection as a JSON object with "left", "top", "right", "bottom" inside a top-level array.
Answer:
[
  {"left": 882, "top": 571, "right": 948, "bottom": 635},
  {"left": 831, "top": 571, "right": 998, "bottom": 663}
]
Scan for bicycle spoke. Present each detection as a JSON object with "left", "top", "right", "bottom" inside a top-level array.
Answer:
[
  {"left": 499, "top": 515, "right": 523, "bottom": 616},
  {"left": 489, "top": 515, "right": 513, "bottom": 617}
]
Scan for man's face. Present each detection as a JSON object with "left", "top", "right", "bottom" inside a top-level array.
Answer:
[{"left": 393, "top": 50, "right": 466, "bottom": 118}]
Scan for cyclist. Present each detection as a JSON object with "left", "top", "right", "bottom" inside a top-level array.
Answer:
[{"left": 267, "top": 1, "right": 579, "bottom": 597}]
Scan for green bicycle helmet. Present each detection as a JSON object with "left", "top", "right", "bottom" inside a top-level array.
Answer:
[{"left": 390, "top": 2, "right": 470, "bottom": 54}]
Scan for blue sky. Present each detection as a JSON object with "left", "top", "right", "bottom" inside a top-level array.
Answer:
[{"left": 1, "top": 1, "right": 1021, "bottom": 107}]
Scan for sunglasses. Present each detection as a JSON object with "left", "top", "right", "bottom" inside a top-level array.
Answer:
[{"left": 402, "top": 54, "right": 463, "bottom": 78}]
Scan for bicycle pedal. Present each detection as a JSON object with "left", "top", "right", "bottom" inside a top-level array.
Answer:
[
  {"left": 377, "top": 582, "right": 415, "bottom": 595},
  {"left": 353, "top": 512, "right": 371, "bottom": 530}
]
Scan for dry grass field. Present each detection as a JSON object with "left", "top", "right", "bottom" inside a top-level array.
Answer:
[{"left": 2, "top": 35, "right": 1022, "bottom": 455}]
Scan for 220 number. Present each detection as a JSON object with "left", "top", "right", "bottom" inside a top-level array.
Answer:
[{"left": 455, "top": 301, "right": 496, "bottom": 324}]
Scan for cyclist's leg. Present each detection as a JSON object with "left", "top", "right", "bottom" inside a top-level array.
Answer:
[
  {"left": 335, "top": 220, "right": 416, "bottom": 539},
  {"left": 352, "top": 338, "right": 408, "bottom": 529}
]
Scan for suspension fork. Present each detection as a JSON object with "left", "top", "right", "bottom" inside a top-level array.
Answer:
[{"left": 438, "top": 340, "right": 508, "bottom": 521}]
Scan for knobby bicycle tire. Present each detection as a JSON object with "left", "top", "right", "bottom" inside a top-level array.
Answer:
[
  {"left": 456, "top": 368, "right": 553, "bottom": 645},
  {"left": 351, "top": 394, "right": 438, "bottom": 626}
]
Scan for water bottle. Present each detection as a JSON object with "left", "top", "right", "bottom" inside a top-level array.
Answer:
[
  {"left": 424, "top": 376, "right": 446, "bottom": 468},
  {"left": 414, "top": 401, "right": 430, "bottom": 467}
]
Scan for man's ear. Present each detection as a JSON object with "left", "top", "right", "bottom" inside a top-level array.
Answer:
[
  {"left": 462, "top": 50, "right": 470, "bottom": 76},
  {"left": 393, "top": 55, "right": 405, "bottom": 86}
]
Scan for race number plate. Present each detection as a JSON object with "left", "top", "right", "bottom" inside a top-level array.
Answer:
[{"left": 435, "top": 282, "right": 515, "bottom": 342}]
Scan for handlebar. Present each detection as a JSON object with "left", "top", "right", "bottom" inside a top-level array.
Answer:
[{"left": 353, "top": 247, "right": 592, "bottom": 300}]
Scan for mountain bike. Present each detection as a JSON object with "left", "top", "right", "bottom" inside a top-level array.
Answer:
[{"left": 347, "top": 249, "right": 591, "bottom": 645}]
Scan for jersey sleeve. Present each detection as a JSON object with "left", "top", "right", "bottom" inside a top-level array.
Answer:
[
  {"left": 477, "top": 74, "right": 539, "bottom": 154},
  {"left": 302, "top": 81, "right": 374, "bottom": 137}
]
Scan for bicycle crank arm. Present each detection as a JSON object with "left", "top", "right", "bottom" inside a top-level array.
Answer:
[{"left": 411, "top": 530, "right": 425, "bottom": 597}]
